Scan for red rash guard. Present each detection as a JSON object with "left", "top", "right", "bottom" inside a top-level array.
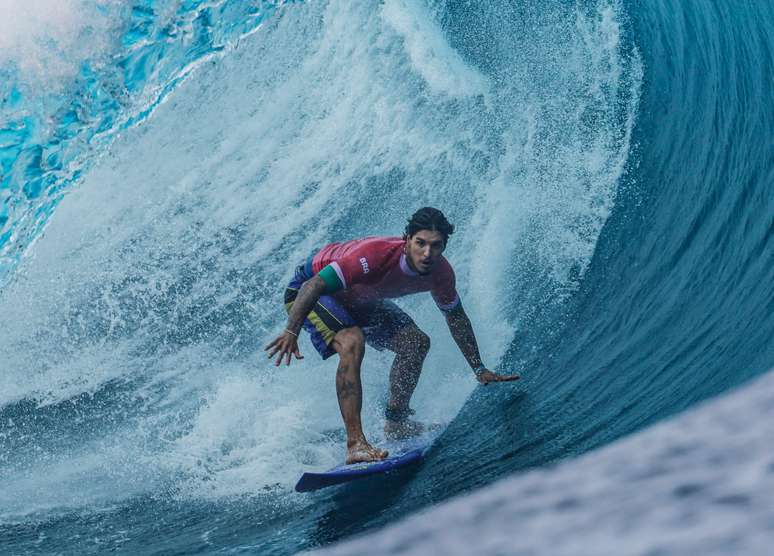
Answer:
[{"left": 311, "top": 236, "right": 460, "bottom": 311}]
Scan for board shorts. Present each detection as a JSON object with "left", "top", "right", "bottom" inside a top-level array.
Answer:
[{"left": 284, "top": 257, "right": 416, "bottom": 359}]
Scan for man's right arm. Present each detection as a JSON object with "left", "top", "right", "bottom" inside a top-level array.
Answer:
[
  {"left": 285, "top": 275, "right": 327, "bottom": 334},
  {"left": 265, "top": 275, "right": 328, "bottom": 366}
]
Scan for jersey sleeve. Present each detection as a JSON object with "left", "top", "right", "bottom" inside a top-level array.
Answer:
[
  {"left": 329, "top": 242, "right": 392, "bottom": 289},
  {"left": 431, "top": 258, "right": 460, "bottom": 312}
]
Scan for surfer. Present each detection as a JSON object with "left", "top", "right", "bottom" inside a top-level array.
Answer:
[{"left": 265, "top": 207, "right": 519, "bottom": 464}]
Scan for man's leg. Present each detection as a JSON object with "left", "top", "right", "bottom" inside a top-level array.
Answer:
[
  {"left": 332, "top": 326, "right": 388, "bottom": 464},
  {"left": 384, "top": 326, "right": 431, "bottom": 439}
]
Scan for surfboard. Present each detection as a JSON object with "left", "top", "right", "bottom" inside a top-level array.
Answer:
[{"left": 295, "top": 437, "right": 431, "bottom": 492}]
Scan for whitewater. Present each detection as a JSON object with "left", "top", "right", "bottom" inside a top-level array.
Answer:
[{"left": 1, "top": 0, "right": 772, "bottom": 555}]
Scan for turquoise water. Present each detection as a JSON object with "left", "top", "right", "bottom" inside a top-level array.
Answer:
[
  {"left": 0, "top": 0, "right": 286, "bottom": 282},
  {"left": 1, "top": 0, "right": 772, "bottom": 554}
]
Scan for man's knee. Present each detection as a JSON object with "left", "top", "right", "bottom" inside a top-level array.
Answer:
[
  {"left": 334, "top": 327, "right": 365, "bottom": 360},
  {"left": 414, "top": 330, "right": 431, "bottom": 355},
  {"left": 395, "top": 327, "right": 430, "bottom": 357}
]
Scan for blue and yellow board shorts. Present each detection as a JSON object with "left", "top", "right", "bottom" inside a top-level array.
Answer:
[{"left": 284, "top": 258, "right": 415, "bottom": 359}]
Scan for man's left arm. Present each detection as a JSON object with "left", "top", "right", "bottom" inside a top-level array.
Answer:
[{"left": 444, "top": 303, "right": 520, "bottom": 385}]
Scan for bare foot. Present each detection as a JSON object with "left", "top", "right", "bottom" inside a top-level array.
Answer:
[
  {"left": 346, "top": 441, "right": 388, "bottom": 464},
  {"left": 384, "top": 419, "right": 426, "bottom": 441}
]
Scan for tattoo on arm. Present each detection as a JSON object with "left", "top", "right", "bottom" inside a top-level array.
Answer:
[{"left": 287, "top": 275, "right": 327, "bottom": 332}]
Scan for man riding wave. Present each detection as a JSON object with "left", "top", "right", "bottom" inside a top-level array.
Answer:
[{"left": 265, "top": 207, "right": 519, "bottom": 464}]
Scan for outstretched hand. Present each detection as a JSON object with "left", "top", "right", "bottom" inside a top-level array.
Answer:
[
  {"left": 476, "top": 369, "right": 520, "bottom": 385},
  {"left": 264, "top": 330, "right": 304, "bottom": 367}
]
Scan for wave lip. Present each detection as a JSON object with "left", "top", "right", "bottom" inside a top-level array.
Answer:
[{"left": 0, "top": 0, "right": 285, "bottom": 285}]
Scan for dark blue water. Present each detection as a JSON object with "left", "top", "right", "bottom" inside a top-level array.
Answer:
[{"left": 1, "top": 1, "right": 772, "bottom": 554}]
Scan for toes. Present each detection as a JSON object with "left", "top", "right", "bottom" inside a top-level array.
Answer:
[{"left": 347, "top": 445, "right": 388, "bottom": 463}]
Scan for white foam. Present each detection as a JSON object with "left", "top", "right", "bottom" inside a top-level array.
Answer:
[
  {"left": 381, "top": 0, "right": 490, "bottom": 98},
  {"left": 0, "top": 0, "right": 117, "bottom": 84}
]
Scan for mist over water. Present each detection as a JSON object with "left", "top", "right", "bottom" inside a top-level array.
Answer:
[{"left": 1, "top": 0, "right": 771, "bottom": 554}]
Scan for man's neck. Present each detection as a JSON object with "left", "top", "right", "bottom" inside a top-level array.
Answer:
[{"left": 405, "top": 255, "right": 419, "bottom": 274}]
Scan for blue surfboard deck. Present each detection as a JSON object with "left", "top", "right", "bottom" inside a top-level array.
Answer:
[{"left": 295, "top": 440, "right": 430, "bottom": 493}]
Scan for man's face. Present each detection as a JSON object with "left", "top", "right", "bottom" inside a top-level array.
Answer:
[{"left": 405, "top": 229, "right": 445, "bottom": 275}]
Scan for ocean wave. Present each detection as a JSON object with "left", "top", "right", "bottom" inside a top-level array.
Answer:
[{"left": 0, "top": 0, "right": 771, "bottom": 554}]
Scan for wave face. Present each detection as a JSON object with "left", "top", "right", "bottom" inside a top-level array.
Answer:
[
  {"left": 0, "top": 1, "right": 771, "bottom": 555},
  {"left": 314, "top": 368, "right": 774, "bottom": 556}
]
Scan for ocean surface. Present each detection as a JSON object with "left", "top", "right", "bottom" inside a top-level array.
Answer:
[{"left": 1, "top": 1, "right": 772, "bottom": 554}]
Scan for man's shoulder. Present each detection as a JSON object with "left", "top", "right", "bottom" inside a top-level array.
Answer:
[
  {"left": 347, "top": 237, "right": 404, "bottom": 268},
  {"left": 356, "top": 236, "right": 404, "bottom": 250},
  {"left": 316, "top": 236, "right": 403, "bottom": 267},
  {"left": 331, "top": 236, "right": 403, "bottom": 256},
  {"left": 318, "top": 236, "right": 401, "bottom": 253}
]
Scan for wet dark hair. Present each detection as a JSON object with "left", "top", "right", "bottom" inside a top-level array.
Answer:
[{"left": 403, "top": 207, "right": 455, "bottom": 244}]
